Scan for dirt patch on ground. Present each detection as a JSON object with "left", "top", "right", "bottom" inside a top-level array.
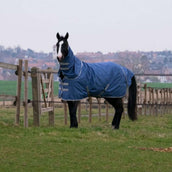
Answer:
[{"left": 137, "top": 147, "right": 172, "bottom": 152}]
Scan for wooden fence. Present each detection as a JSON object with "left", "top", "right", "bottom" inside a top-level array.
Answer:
[
  {"left": 0, "top": 60, "right": 172, "bottom": 127},
  {"left": 137, "top": 84, "right": 172, "bottom": 116},
  {"left": 31, "top": 67, "right": 57, "bottom": 126},
  {"left": 62, "top": 98, "right": 111, "bottom": 125},
  {"left": 0, "top": 60, "right": 23, "bottom": 125},
  {"left": 0, "top": 60, "right": 58, "bottom": 127},
  {"left": 62, "top": 89, "right": 172, "bottom": 125}
]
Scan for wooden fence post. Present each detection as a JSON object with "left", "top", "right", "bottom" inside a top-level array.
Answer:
[
  {"left": 167, "top": 88, "right": 169, "bottom": 114},
  {"left": 170, "top": 88, "right": 172, "bottom": 114},
  {"left": 155, "top": 89, "right": 158, "bottom": 116},
  {"left": 137, "top": 83, "right": 143, "bottom": 115},
  {"left": 148, "top": 87, "right": 151, "bottom": 115},
  {"left": 105, "top": 101, "right": 109, "bottom": 122},
  {"left": 160, "top": 89, "right": 163, "bottom": 116},
  {"left": 144, "top": 84, "right": 147, "bottom": 115},
  {"left": 170, "top": 89, "right": 172, "bottom": 114},
  {"left": 24, "top": 60, "right": 28, "bottom": 127},
  {"left": 170, "top": 89, "right": 172, "bottom": 103},
  {"left": 97, "top": 98, "right": 101, "bottom": 121},
  {"left": 152, "top": 88, "right": 155, "bottom": 116},
  {"left": 150, "top": 88, "right": 153, "bottom": 115},
  {"left": 137, "top": 83, "right": 141, "bottom": 105},
  {"left": 88, "top": 97, "right": 92, "bottom": 123},
  {"left": 15, "top": 59, "right": 23, "bottom": 125},
  {"left": 47, "top": 68, "right": 55, "bottom": 126},
  {"left": 164, "top": 88, "right": 166, "bottom": 115},
  {"left": 31, "top": 67, "right": 41, "bottom": 126}
]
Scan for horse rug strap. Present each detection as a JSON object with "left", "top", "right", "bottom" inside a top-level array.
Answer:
[{"left": 58, "top": 47, "right": 134, "bottom": 101}]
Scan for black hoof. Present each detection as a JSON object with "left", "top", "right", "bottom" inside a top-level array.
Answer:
[
  {"left": 70, "top": 125, "right": 78, "bottom": 128},
  {"left": 112, "top": 125, "right": 119, "bottom": 130},
  {"left": 114, "top": 127, "right": 119, "bottom": 130}
]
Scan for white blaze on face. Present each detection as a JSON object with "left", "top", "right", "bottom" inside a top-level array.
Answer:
[{"left": 57, "top": 41, "right": 63, "bottom": 60}]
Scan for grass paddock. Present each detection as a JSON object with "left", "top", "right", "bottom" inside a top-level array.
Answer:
[{"left": 0, "top": 107, "right": 172, "bottom": 172}]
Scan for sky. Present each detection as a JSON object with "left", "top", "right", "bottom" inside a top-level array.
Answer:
[{"left": 0, "top": 0, "right": 172, "bottom": 53}]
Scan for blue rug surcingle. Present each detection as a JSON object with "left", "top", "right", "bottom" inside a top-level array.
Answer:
[{"left": 58, "top": 47, "right": 134, "bottom": 101}]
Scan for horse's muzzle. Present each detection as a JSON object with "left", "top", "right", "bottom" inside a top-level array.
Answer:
[{"left": 57, "top": 56, "right": 64, "bottom": 62}]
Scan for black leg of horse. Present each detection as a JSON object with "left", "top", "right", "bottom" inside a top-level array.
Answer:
[
  {"left": 67, "top": 101, "right": 79, "bottom": 128},
  {"left": 105, "top": 98, "right": 124, "bottom": 129}
]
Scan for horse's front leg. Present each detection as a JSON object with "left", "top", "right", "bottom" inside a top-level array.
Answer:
[{"left": 67, "top": 101, "right": 79, "bottom": 128}]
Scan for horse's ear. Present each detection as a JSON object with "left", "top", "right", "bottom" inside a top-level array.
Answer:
[
  {"left": 56, "top": 33, "right": 60, "bottom": 40},
  {"left": 65, "top": 32, "right": 69, "bottom": 40}
]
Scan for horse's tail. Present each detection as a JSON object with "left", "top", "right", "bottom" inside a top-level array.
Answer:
[{"left": 128, "top": 76, "right": 137, "bottom": 121}]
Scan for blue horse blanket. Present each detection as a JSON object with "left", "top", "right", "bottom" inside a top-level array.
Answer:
[{"left": 58, "top": 47, "right": 134, "bottom": 101}]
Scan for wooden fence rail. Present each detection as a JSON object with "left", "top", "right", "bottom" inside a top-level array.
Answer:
[{"left": 0, "top": 62, "right": 18, "bottom": 70}]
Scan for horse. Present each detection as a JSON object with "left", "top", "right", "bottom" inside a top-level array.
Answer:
[{"left": 55, "top": 32, "right": 137, "bottom": 129}]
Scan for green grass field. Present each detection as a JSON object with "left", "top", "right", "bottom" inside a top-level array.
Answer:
[
  {"left": 0, "top": 107, "right": 172, "bottom": 172},
  {"left": 146, "top": 82, "right": 172, "bottom": 89},
  {"left": 0, "top": 80, "right": 59, "bottom": 100}
]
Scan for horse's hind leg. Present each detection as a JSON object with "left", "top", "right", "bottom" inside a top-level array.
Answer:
[
  {"left": 105, "top": 98, "right": 124, "bottom": 129},
  {"left": 112, "top": 99, "right": 124, "bottom": 129},
  {"left": 67, "top": 101, "right": 79, "bottom": 128}
]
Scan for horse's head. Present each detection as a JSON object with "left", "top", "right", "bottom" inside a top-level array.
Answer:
[{"left": 55, "top": 32, "right": 69, "bottom": 62}]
